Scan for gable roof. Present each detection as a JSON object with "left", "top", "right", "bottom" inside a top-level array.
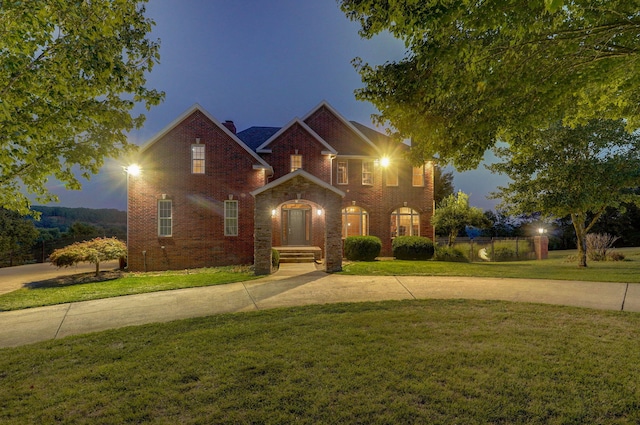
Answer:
[
  {"left": 250, "top": 168, "right": 345, "bottom": 198},
  {"left": 302, "top": 100, "right": 382, "bottom": 156},
  {"left": 236, "top": 126, "right": 281, "bottom": 151},
  {"left": 139, "top": 103, "right": 272, "bottom": 171},
  {"left": 254, "top": 118, "right": 338, "bottom": 154},
  {"left": 349, "top": 121, "right": 408, "bottom": 154}
]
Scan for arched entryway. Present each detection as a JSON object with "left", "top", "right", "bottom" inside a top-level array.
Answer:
[{"left": 251, "top": 169, "right": 345, "bottom": 275}]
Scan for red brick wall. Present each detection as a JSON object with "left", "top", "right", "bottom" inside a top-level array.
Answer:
[{"left": 127, "top": 110, "right": 266, "bottom": 271}]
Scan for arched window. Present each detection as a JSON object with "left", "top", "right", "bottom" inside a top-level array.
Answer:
[
  {"left": 342, "top": 206, "right": 369, "bottom": 238},
  {"left": 390, "top": 207, "right": 420, "bottom": 237}
]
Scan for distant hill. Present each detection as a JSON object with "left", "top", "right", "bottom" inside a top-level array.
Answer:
[{"left": 31, "top": 206, "right": 126, "bottom": 231}]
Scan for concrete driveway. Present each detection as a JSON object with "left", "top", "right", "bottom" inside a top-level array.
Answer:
[{"left": 0, "top": 261, "right": 121, "bottom": 295}]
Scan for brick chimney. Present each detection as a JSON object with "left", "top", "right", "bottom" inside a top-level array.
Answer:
[{"left": 222, "top": 120, "right": 236, "bottom": 134}]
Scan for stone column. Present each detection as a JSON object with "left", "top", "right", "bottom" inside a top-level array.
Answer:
[
  {"left": 534, "top": 236, "right": 549, "bottom": 260},
  {"left": 324, "top": 193, "right": 343, "bottom": 272},
  {"left": 254, "top": 194, "right": 273, "bottom": 275}
]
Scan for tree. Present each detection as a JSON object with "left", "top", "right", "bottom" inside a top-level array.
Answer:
[
  {"left": 488, "top": 119, "right": 640, "bottom": 267},
  {"left": 434, "top": 166, "right": 455, "bottom": 206},
  {"left": 1, "top": 1, "right": 163, "bottom": 216},
  {"left": 339, "top": 1, "right": 640, "bottom": 169},
  {"left": 0, "top": 209, "right": 39, "bottom": 266},
  {"left": 49, "top": 237, "right": 126, "bottom": 276},
  {"left": 432, "top": 191, "right": 488, "bottom": 246}
]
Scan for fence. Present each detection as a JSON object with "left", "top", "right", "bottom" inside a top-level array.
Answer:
[{"left": 436, "top": 237, "right": 537, "bottom": 262}]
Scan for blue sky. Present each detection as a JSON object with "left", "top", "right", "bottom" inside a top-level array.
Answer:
[{"left": 43, "top": 0, "right": 503, "bottom": 211}]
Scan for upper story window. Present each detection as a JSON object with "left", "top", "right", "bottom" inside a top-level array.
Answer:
[
  {"left": 342, "top": 206, "right": 369, "bottom": 238},
  {"left": 192, "top": 145, "right": 205, "bottom": 174},
  {"left": 386, "top": 165, "right": 398, "bottom": 186},
  {"left": 412, "top": 165, "right": 424, "bottom": 187},
  {"left": 290, "top": 154, "right": 302, "bottom": 172},
  {"left": 390, "top": 207, "right": 420, "bottom": 237},
  {"left": 224, "top": 200, "right": 238, "bottom": 236},
  {"left": 158, "top": 200, "right": 172, "bottom": 237},
  {"left": 337, "top": 160, "right": 348, "bottom": 184},
  {"left": 362, "top": 161, "right": 374, "bottom": 185}
]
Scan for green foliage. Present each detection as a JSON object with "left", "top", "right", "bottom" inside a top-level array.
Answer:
[
  {"left": 49, "top": 237, "right": 127, "bottom": 276},
  {"left": 344, "top": 236, "right": 382, "bottom": 261},
  {"left": 489, "top": 119, "right": 640, "bottom": 267},
  {"left": 271, "top": 248, "right": 280, "bottom": 270},
  {"left": 392, "top": 236, "right": 435, "bottom": 260},
  {"left": 432, "top": 191, "right": 488, "bottom": 246},
  {"left": 339, "top": 1, "right": 640, "bottom": 169},
  {"left": 0, "top": 1, "right": 164, "bottom": 215},
  {"left": 433, "top": 245, "right": 468, "bottom": 262},
  {"left": 493, "top": 247, "right": 517, "bottom": 262},
  {"left": 0, "top": 208, "right": 39, "bottom": 266}
]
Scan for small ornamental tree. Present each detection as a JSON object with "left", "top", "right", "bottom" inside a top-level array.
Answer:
[
  {"left": 432, "top": 191, "right": 489, "bottom": 246},
  {"left": 49, "top": 237, "right": 127, "bottom": 276}
]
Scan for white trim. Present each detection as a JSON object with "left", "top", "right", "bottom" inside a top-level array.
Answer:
[
  {"left": 139, "top": 104, "right": 273, "bottom": 173},
  {"left": 302, "top": 100, "right": 382, "bottom": 156},
  {"left": 256, "top": 117, "right": 337, "bottom": 154},
  {"left": 250, "top": 169, "right": 345, "bottom": 198}
]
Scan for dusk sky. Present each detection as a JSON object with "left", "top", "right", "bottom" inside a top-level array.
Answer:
[{"left": 42, "top": 0, "right": 504, "bottom": 211}]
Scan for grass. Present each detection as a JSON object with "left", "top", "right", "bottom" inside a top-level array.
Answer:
[
  {"left": 342, "top": 247, "right": 640, "bottom": 283},
  {"left": 0, "top": 265, "right": 258, "bottom": 311},
  {"left": 1, "top": 299, "right": 639, "bottom": 424}
]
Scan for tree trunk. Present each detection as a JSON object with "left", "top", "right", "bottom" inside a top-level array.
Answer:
[
  {"left": 95, "top": 261, "right": 100, "bottom": 277},
  {"left": 571, "top": 213, "right": 588, "bottom": 268},
  {"left": 448, "top": 230, "right": 457, "bottom": 247}
]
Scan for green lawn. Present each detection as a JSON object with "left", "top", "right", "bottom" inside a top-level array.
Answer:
[
  {"left": 0, "top": 265, "right": 258, "bottom": 311},
  {"left": 1, "top": 299, "right": 639, "bottom": 424},
  {"left": 341, "top": 247, "right": 640, "bottom": 283}
]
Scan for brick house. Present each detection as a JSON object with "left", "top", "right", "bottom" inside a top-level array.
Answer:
[{"left": 127, "top": 101, "right": 434, "bottom": 273}]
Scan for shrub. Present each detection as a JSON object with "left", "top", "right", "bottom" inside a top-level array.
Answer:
[
  {"left": 433, "top": 246, "right": 468, "bottom": 262},
  {"left": 608, "top": 251, "right": 625, "bottom": 261},
  {"left": 271, "top": 248, "right": 280, "bottom": 270},
  {"left": 49, "top": 237, "right": 127, "bottom": 276},
  {"left": 492, "top": 246, "right": 517, "bottom": 261},
  {"left": 587, "top": 233, "right": 620, "bottom": 261},
  {"left": 392, "top": 236, "right": 435, "bottom": 260},
  {"left": 344, "top": 236, "right": 381, "bottom": 261}
]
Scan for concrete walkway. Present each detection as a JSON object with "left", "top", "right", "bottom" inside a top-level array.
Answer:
[{"left": 1, "top": 263, "right": 639, "bottom": 348}]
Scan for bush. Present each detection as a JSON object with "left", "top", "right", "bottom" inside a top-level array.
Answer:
[
  {"left": 433, "top": 246, "right": 468, "bottom": 262},
  {"left": 271, "top": 248, "right": 280, "bottom": 269},
  {"left": 344, "top": 236, "right": 381, "bottom": 261},
  {"left": 49, "top": 237, "right": 127, "bottom": 276},
  {"left": 587, "top": 233, "right": 620, "bottom": 261},
  {"left": 392, "top": 236, "right": 435, "bottom": 260},
  {"left": 608, "top": 251, "right": 625, "bottom": 261},
  {"left": 492, "top": 246, "right": 517, "bottom": 261}
]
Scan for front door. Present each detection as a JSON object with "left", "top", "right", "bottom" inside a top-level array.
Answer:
[{"left": 282, "top": 204, "right": 311, "bottom": 246}]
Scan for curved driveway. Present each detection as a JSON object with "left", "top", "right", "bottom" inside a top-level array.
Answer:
[{"left": 1, "top": 262, "right": 639, "bottom": 348}]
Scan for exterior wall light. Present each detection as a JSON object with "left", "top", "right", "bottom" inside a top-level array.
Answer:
[
  {"left": 317, "top": 208, "right": 323, "bottom": 216},
  {"left": 271, "top": 209, "right": 277, "bottom": 217},
  {"left": 379, "top": 156, "right": 390, "bottom": 167},
  {"left": 126, "top": 164, "right": 141, "bottom": 176}
]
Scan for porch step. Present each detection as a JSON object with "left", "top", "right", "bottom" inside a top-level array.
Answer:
[{"left": 274, "top": 246, "right": 322, "bottom": 263}]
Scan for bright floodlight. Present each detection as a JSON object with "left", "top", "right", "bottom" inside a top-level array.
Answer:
[
  {"left": 380, "top": 156, "right": 390, "bottom": 167},
  {"left": 127, "top": 164, "right": 141, "bottom": 176}
]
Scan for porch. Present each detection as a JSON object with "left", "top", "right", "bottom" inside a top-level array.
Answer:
[{"left": 273, "top": 246, "right": 322, "bottom": 263}]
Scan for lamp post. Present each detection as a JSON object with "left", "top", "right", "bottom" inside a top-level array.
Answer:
[
  {"left": 123, "top": 164, "right": 141, "bottom": 270},
  {"left": 535, "top": 227, "right": 548, "bottom": 260}
]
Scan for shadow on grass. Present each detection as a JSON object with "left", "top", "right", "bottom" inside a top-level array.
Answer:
[{"left": 24, "top": 270, "right": 124, "bottom": 289}]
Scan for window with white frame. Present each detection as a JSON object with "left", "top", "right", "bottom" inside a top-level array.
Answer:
[
  {"left": 412, "top": 165, "right": 424, "bottom": 187},
  {"left": 390, "top": 207, "right": 420, "bottom": 237},
  {"left": 224, "top": 200, "right": 238, "bottom": 236},
  {"left": 192, "top": 145, "right": 205, "bottom": 174},
  {"left": 342, "top": 206, "right": 369, "bottom": 238},
  {"left": 362, "top": 161, "right": 373, "bottom": 185},
  {"left": 158, "top": 200, "right": 172, "bottom": 237},
  {"left": 337, "top": 160, "right": 348, "bottom": 184},
  {"left": 386, "top": 165, "right": 398, "bottom": 186},
  {"left": 290, "top": 154, "right": 302, "bottom": 172}
]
